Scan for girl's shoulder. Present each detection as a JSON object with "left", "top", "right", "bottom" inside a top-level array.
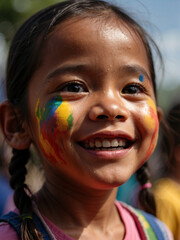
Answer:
[{"left": 116, "top": 201, "right": 173, "bottom": 240}]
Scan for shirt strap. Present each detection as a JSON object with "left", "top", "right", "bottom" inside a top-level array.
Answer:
[{"left": 0, "top": 211, "right": 51, "bottom": 240}]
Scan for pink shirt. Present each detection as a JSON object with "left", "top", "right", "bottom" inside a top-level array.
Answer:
[{"left": 0, "top": 202, "right": 145, "bottom": 240}]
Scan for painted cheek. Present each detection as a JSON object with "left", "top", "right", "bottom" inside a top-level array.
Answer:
[
  {"left": 144, "top": 98, "right": 157, "bottom": 130},
  {"left": 141, "top": 98, "right": 159, "bottom": 164},
  {"left": 35, "top": 96, "right": 73, "bottom": 165},
  {"left": 55, "top": 101, "right": 73, "bottom": 131}
]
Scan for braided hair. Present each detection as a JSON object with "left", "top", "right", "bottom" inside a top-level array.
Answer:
[
  {"left": 9, "top": 149, "right": 43, "bottom": 239},
  {"left": 136, "top": 162, "right": 156, "bottom": 216}
]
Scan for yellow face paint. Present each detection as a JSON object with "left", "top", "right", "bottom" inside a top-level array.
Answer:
[
  {"left": 56, "top": 101, "right": 73, "bottom": 131},
  {"left": 35, "top": 96, "right": 73, "bottom": 164},
  {"left": 143, "top": 98, "right": 157, "bottom": 130}
]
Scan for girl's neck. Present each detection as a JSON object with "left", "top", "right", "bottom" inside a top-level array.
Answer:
[{"left": 36, "top": 181, "right": 122, "bottom": 237}]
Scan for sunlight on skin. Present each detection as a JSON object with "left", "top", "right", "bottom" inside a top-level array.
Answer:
[{"left": 35, "top": 95, "right": 73, "bottom": 165}]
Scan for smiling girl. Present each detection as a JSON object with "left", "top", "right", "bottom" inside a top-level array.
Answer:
[{"left": 0, "top": 0, "right": 173, "bottom": 239}]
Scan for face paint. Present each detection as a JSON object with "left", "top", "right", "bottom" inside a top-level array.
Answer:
[
  {"left": 35, "top": 95, "right": 73, "bottom": 165},
  {"left": 141, "top": 98, "right": 159, "bottom": 165},
  {"left": 139, "top": 74, "right": 144, "bottom": 82}
]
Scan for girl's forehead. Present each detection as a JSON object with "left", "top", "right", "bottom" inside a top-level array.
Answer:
[
  {"left": 43, "top": 16, "right": 145, "bottom": 56},
  {"left": 34, "top": 16, "right": 150, "bottom": 79},
  {"left": 46, "top": 16, "right": 140, "bottom": 44}
]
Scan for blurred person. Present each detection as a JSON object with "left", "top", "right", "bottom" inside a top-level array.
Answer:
[{"left": 153, "top": 102, "right": 180, "bottom": 240}]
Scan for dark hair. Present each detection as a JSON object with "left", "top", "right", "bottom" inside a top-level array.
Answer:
[
  {"left": 6, "top": 0, "right": 162, "bottom": 238},
  {"left": 167, "top": 103, "right": 180, "bottom": 146},
  {"left": 136, "top": 162, "right": 156, "bottom": 216}
]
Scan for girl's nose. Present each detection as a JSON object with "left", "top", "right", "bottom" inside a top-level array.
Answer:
[{"left": 88, "top": 93, "right": 129, "bottom": 121}]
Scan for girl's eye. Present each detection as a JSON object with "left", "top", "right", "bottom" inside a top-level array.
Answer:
[
  {"left": 122, "top": 83, "right": 146, "bottom": 94},
  {"left": 60, "top": 82, "right": 87, "bottom": 93}
]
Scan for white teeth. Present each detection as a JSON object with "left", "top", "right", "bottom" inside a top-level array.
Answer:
[
  {"left": 111, "top": 139, "right": 119, "bottom": 147},
  {"left": 102, "top": 140, "right": 111, "bottom": 148},
  {"left": 119, "top": 139, "right": 126, "bottom": 147},
  {"left": 83, "top": 138, "right": 128, "bottom": 149},
  {"left": 95, "top": 140, "right": 102, "bottom": 148}
]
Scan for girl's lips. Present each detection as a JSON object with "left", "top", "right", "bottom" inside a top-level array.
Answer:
[
  {"left": 84, "top": 146, "right": 132, "bottom": 160},
  {"left": 79, "top": 130, "right": 134, "bottom": 142}
]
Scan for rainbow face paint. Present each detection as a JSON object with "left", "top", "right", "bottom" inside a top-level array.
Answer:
[{"left": 35, "top": 95, "right": 73, "bottom": 165}]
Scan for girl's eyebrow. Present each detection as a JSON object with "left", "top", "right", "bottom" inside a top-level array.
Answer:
[
  {"left": 119, "top": 64, "right": 151, "bottom": 81},
  {"left": 46, "top": 64, "right": 86, "bottom": 81},
  {"left": 46, "top": 63, "right": 151, "bottom": 82}
]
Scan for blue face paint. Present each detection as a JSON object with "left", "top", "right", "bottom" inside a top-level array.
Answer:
[{"left": 139, "top": 74, "right": 144, "bottom": 82}]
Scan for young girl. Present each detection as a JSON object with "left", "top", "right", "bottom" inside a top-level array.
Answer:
[{"left": 0, "top": 0, "right": 173, "bottom": 239}]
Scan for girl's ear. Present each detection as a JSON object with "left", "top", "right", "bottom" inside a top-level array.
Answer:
[{"left": 0, "top": 101, "right": 31, "bottom": 149}]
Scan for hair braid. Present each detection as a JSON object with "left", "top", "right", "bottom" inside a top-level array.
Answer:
[
  {"left": 136, "top": 162, "right": 156, "bottom": 216},
  {"left": 9, "top": 148, "right": 43, "bottom": 240}
]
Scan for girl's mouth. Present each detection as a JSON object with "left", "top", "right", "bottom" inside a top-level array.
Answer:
[{"left": 79, "top": 137, "right": 133, "bottom": 151}]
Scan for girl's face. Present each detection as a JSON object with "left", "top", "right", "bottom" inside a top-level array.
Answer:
[{"left": 28, "top": 17, "right": 160, "bottom": 189}]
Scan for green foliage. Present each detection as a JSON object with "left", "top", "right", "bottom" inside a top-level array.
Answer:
[
  {"left": 0, "top": 0, "right": 64, "bottom": 42},
  {"left": 158, "top": 85, "right": 180, "bottom": 112}
]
